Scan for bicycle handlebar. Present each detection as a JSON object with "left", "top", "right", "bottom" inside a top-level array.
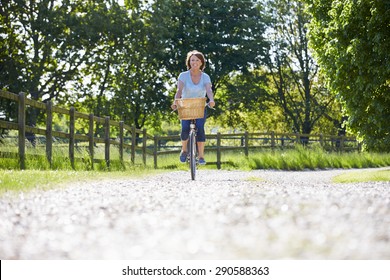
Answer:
[{"left": 171, "top": 102, "right": 215, "bottom": 113}]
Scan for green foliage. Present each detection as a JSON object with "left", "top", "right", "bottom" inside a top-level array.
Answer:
[
  {"left": 0, "top": 0, "right": 131, "bottom": 136},
  {"left": 1, "top": 0, "right": 103, "bottom": 98},
  {"left": 149, "top": 0, "right": 270, "bottom": 91},
  {"left": 216, "top": 69, "right": 270, "bottom": 130},
  {"left": 306, "top": 0, "right": 390, "bottom": 151}
]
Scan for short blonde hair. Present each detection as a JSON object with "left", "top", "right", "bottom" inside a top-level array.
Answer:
[{"left": 185, "top": 50, "right": 206, "bottom": 71}]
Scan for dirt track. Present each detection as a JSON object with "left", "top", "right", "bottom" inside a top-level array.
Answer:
[{"left": 0, "top": 168, "right": 389, "bottom": 259}]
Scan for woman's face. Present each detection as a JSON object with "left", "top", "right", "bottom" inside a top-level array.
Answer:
[{"left": 190, "top": 55, "right": 202, "bottom": 70}]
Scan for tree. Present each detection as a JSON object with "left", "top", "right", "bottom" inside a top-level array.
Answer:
[
  {"left": 306, "top": 0, "right": 390, "bottom": 151},
  {"left": 70, "top": 0, "right": 134, "bottom": 135},
  {"left": 1, "top": 0, "right": 31, "bottom": 128},
  {"left": 110, "top": 18, "right": 170, "bottom": 131},
  {"left": 149, "top": 0, "right": 270, "bottom": 101},
  {"left": 105, "top": 0, "right": 171, "bottom": 131},
  {"left": 70, "top": 0, "right": 173, "bottom": 132},
  {"left": 1, "top": 0, "right": 124, "bottom": 142},
  {"left": 264, "top": 0, "right": 340, "bottom": 139},
  {"left": 0, "top": 0, "right": 28, "bottom": 95}
]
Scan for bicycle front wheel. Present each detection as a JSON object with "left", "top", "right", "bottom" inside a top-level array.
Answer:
[{"left": 189, "top": 130, "right": 197, "bottom": 180}]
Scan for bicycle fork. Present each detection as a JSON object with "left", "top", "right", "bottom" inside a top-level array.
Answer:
[{"left": 188, "top": 121, "right": 198, "bottom": 163}]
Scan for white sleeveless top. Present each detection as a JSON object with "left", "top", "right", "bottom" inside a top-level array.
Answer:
[{"left": 178, "top": 70, "right": 211, "bottom": 98}]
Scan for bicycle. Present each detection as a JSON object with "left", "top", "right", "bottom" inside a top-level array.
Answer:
[{"left": 173, "top": 97, "right": 212, "bottom": 180}]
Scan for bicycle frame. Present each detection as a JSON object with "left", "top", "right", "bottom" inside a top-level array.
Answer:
[{"left": 188, "top": 119, "right": 198, "bottom": 180}]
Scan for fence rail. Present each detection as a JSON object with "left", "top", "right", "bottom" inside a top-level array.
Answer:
[{"left": 1, "top": 90, "right": 360, "bottom": 170}]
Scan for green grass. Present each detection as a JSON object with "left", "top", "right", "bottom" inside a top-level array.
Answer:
[
  {"left": 0, "top": 168, "right": 163, "bottom": 195},
  {"left": 244, "top": 176, "right": 264, "bottom": 182},
  {"left": 332, "top": 169, "right": 390, "bottom": 183}
]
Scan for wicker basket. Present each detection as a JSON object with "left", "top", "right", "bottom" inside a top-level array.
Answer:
[{"left": 176, "top": 97, "right": 207, "bottom": 120}]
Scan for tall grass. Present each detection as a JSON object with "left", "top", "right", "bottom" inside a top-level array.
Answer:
[
  {"left": 1, "top": 142, "right": 390, "bottom": 172},
  {"left": 245, "top": 146, "right": 390, "bottom": 170},
  {"left": 1, "top": 142, "right": 390, "bottom": 173},
  {"left": 155, "top": 146, "right": 390, "bottom": 171},
  {"left": 0, "top": 142, "right": 157, "bottom": 171}
]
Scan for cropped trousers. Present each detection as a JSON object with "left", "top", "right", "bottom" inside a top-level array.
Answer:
[{"left": 180, "top": 108, "right": 207, "bottom": 142}]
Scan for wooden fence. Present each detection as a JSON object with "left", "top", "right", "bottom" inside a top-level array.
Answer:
[
  {"left": 1, "top": 90, "right": 360, "bottom": 170},
  {"left": 153, "top": 131, "right": 360, "bottom": 169},
  {"left": 0, "top": 90, "right": 151, "bottom": 169}
]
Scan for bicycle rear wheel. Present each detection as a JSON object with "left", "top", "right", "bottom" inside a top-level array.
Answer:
[{"left": 189, "top": 130, "right": 197, "bottom": 180}]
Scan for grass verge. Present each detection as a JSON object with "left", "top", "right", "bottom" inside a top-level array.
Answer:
[
  {"left": 0, "top": 168, "right": 163, "bottom": 195},
  {"left": 332, "top": 168, "right": 390, "bottom": 183}
]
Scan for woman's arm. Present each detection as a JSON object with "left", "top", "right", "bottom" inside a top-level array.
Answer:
[
  {"left": 205, "top": 83, "right": 215, "bottom": 108},
  {"left": 171, "top": 80, "right": 184, "bottom": 109}
]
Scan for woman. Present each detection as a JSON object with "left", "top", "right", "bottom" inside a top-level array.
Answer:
[{"left": 171, "top": 50, "right": 215, "bottom": 165}]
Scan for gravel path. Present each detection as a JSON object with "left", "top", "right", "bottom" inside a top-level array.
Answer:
[{"left": 1, "top": 168, "right": 389, "bottom": 260}]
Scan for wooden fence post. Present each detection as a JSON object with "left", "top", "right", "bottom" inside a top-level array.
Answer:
[
  {"left": 271, "top": 131, "right": 275, "bottom": 150},
  {"left": 320, "top": 133, "right": 324, "bottom": 148},
  {"left": 244, "top": 131, "right": 249, "bottom": 157},
  {"left": 69, "top": 107, "right": 75, "bottom": 169},
  {"left": 46, "top": 101, "right": 53, "bottom": 167},
  {"left": 153, "top": 135, "right": 158, "bottom": 169},
  {"left": 18, "top": 92, "right": 26, "bottom": 170},
  {"left": 295, "top": 133, "right": 300, "bottom": 145},
  {"left": 105, "top": 116, "right": 110, "bottom": 168},
  {"left": 131, "top": 126, "right": 136, "bottom": 164},
  {"left": 89, "top": 114, "right": 94, "bottom": 169},
  {"left": 119, "top": 121, "right": 124, "bottom": 164},
  {"left": 217, "top": 132, "right": 221, "bottom": 170},
  {"left": 142, "top": 129, "right": 147, "bottom": 166}
]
